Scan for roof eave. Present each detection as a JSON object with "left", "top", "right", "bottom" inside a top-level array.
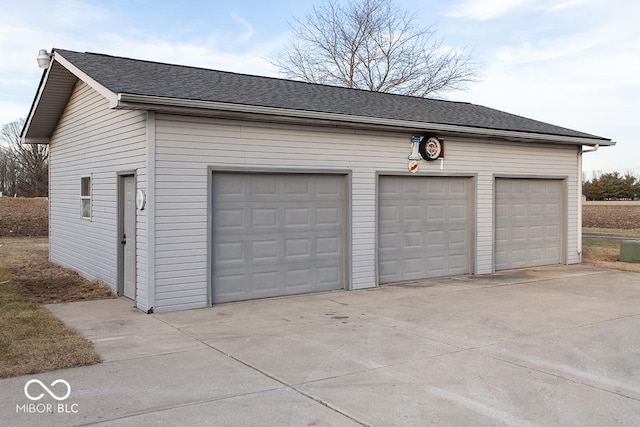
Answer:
[
  {"left": 115, "top": 93, "right": 613, "bottom": 147},
  {"left": 20, "top": 58, "right": 54, "bottom": 143},
  {"left": 21, "top": 50, "right": 119, "bottom": 144}
]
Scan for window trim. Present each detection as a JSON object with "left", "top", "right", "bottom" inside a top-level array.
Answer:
[{"left": 81, "top": 176, "right": 91, "bottom": 220}]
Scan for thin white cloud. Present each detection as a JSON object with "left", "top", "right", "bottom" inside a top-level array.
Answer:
[
  {"left": 544, "top": 0, "right": 589, "bottom": 11},
  {"left": 447, "top": 0, "right": 530, "bottom": 20},
  {"left": 447, "top": 0, "right": 589, "bottom": 20},
  {"left": 230, "top": 13, "right": 255, "bottom": 44},
  {"left": 494, "top": 24, "right": 637, "bottom": 65}
]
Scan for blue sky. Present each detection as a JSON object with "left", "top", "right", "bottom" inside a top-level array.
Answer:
[{"left": 1, "top": 0, "right": 638, "bottom": 175}]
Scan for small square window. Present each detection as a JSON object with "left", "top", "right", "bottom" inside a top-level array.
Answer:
[{"left": 81, "top": 176, "right": 91, "bottom": 219}]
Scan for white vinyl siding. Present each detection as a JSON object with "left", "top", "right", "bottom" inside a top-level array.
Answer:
[
  {"left": 153, "top": 114, "right": 580, "bottom": 312},
  {"left": 48, "top": 81, "right": 149, "bottom": 310}
]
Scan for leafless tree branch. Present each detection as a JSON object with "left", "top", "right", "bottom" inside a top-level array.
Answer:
[
  {"left": 270, "top": 0, "right": 479, "bottom": 97},
  {"left": 0, "top": 118, "right": 49, "bottom": 197}
]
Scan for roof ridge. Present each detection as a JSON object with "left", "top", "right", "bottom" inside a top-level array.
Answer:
[
  {"left": 46, "top": 48, "right": 608, "bottom": 142},
  {"left": 53, "top": 48, "right": 473, "bottom": 106}
]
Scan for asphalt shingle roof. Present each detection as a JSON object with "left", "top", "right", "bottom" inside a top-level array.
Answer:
[{"left": 56, "top": 49, "right": 607, "bottom": 141}]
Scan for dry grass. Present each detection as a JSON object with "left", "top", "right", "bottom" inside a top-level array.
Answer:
[
  {"left": 582, "top": 237, "right": 640, "bottom": 273},
  {"left": 0, "top": 197, "right": 48, "bottom": 237},
  {"left": 581, "top": 202, "right": 640, "bottom": 271},
  {"left": 0, "top": 237, "right": 116, "bottom": 378},
  {"left": 2, "top": 238, "right": 117, "bottom": 304},
  {"left": 0, "top": 283, "right": 101, "bottom": 378}
]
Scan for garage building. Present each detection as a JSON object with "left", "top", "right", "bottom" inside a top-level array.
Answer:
[{"left": 21, "top": 49, "right": 613, "bottom": 312}]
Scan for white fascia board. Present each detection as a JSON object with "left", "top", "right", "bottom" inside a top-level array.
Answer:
[
  {"left": 20, "top": 62, "right": 55, "bottom": 143},
  {"left": 23, "top": 137, "right": 51, "bottom": 145},
  {"left": 115, "top": 93, "right": 613, "bottom": 146},
  {"left": 55, "top": 51, "right": 118, "bottom": 107}
]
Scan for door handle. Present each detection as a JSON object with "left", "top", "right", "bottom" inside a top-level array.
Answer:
[{"left": 121, "top": 234, "right": 126, "bottom": 245}]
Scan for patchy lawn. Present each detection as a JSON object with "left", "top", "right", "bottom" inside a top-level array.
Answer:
[
  {"left": 582, "top": 202, "right": 640, "bottom": 272},
  {"left": 0, "top": 237, "right": 116, "bottom": 378},
  {"left": 582, "top": 236, "right": 640, "bottom": 273}
]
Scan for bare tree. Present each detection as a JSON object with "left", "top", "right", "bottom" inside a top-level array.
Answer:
[
  {"left": 0, "top": 118, "right": 49, "bottom": 197},
  {"left": 271, "top": 0, "right": 478, "bottom": 97},
  {"left": 0, "top": 144, "right": 18, "bottom": 196}
]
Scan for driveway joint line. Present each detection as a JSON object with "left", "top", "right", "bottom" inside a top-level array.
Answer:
[
  {"left": 478, "top": 352, "right": 640, "bottom": 403},
  {"left": 76, "top": 386, "right": 285, "bottom": 426},
  {"left": 154, "top": 320, "right": 371, "bottom": 427},
  {"left": 200, "top": 339, "right": 371, "bottom": 426}
]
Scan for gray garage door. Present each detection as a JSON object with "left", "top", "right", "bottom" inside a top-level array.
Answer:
[
  {"left": 495, "top": 178, "right": 563, "bottom": 270},
  {"left": 212, "top": 172, "right": 346, "bottom": 303},
  {"left": 378, "top": 176, "right": 471, "bottom": 284}
]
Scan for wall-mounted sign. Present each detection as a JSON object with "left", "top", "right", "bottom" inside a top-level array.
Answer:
[
  {"left": 408, "top": 160, "right": 419, "bottom": 173},
  {"left": 409, "top": 136, "right": 422, "bottom": 160},
  {"left": 419, "top": 136, "right": 444, "bottom": 161}
]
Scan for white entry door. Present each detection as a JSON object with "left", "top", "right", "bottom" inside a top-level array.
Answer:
[{"left": 122, "top": 175, "right": 136, "bottom": 299}]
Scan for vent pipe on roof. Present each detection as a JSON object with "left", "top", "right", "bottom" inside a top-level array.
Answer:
[{"left": 37, "top": 49, "right": 51, "bottom": 69}]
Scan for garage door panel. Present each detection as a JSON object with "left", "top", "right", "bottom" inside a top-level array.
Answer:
[
  {"left": 450, "top": 204, "right": 467, "bottom": 220},
  {"left": 317, "top": 236, "right": 341, "bottom": 255},
  {"left": 546, "top": 225, "right": 559, "bottom": 238},
  {"left": 215, "top": 241, "right": 244, "bottom": 262},
  {"left": 450, "top": 229, "right": 467, "bottom": 245},
  {"left": 404, "top": 232, "right": 423, "bottom": 249},
  {"left": 317, "top": 207, "right": 340, "bottom": 225},
  {"left": 427, "top": 205, "right": 445, "bottom": 220},
  {"left": 405, "top": 205, "right": 423, "bottom": 221},
  {"left": 378, "top": 259, "right": 397, "bottom": 277},
  {"left": 285, "top": 238, "right": 310, "bottom": 257},
  {"left": 285, "top": 268, "right": 312, "bottom": 287},
  {"left": 449, "top": 254, "right": 467, "bottom": 270},
  {"left": 379, "top": 206, "right": 399, "bottom": 222},
  {"left": 318, "top": 265, "right": 341, "bottom": 284},
  {"left": 495, "top": 179, "right": 563, "bottom": 270},
  {"left": 252, "top": 239, "right": 280, "bottom": 261},
  {"left": 426, "top": 230, "right": 445, "bottom": 247},
  {"left": 285, "top": 178, "right": 309, "bottom": 195},
  {"left": 251, "top": 208, "right": 278, "bottom": 228},
  {"left": 427, "top": 256, "right": 445, "bottom": 273},
  {"left": 378, "top": 232, "right": 399, "bottom": 251},
  {"left": 251, "top": 177, "right": 278, "bottom": 195},
  {"left": 216, "top": 209, "right": 245, "bottom": 230},
  {"left": 284, "top": 208, "right": 309, "bottom": 226},
  {"left": 378, "top": 176, "right": 472, "bottom": 284},
  {"left": 317, "top": 179, "right": 339, "bottom": 194},
  {"left": 212, "top": 173, "right": 346, "bottom": 303}
]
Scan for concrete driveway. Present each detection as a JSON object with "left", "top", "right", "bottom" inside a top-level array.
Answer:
[{"left": 1, "top": 265, "right": 639, "bottom": 426}]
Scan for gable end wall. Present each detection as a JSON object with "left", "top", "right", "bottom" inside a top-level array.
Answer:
[{"left": 48, "top": 81, "right": 149, "bottom": 309}]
